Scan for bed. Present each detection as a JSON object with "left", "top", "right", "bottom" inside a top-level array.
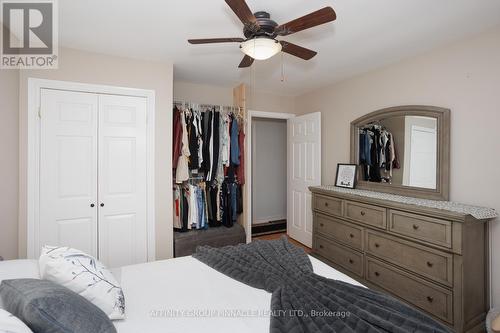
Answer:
[
  {"left": 114, "top": 255, "right": 363, "bottom": 332},
  {"left": 0, "top": 255, "right": 362, "bottom": 333}
]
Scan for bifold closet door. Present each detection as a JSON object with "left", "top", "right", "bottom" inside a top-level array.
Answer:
[
  {"left": 39, "top": 89, "right": 99, "bottom": 258},
  {"left": 97, "top": 95, "right": 148, "bottom": 268}
]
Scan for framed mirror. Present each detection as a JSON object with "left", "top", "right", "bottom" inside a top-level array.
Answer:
[{"left": 350, "top": 105, "right": 450, "bottom": 201}]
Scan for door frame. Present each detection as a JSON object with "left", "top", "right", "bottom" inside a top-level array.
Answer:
[
  {"left": 27, "top": 78, "right": 156, "bottom": 261},
  {"left": 245, "top": 110, "right": 295, "bottom": 243}
]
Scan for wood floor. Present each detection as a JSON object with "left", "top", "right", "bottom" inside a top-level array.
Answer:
[{"left": 252, "top": 232, "right": 312, "bottom": 254}]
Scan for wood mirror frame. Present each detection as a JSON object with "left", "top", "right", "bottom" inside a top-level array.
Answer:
[{"left": 350, "top": 105, "right": 450, "bottom": 201}]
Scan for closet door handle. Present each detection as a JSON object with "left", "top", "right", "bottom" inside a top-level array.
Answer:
[
  {"left": 426, "top": 261, "right": 434, "bottom": 268},
  {"left": 413, "top": 224, "right": 419, "bottom": 230},
  {"left": 426, "top": 296, "right": 434, "bottom": 303},
  {"left": 100, "top": 203, "right": 105, "bottom": 207},
  {"left": 360, "top": 211, "right": 366, "bottom": 216},
  {"left": 90, "top": 204, "right": 95, "bottom": 208},
  {"left": 374, "top": 271, "right": 380, "bottom": 277}
]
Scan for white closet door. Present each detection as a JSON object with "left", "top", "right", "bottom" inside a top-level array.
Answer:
[
  {"left": 39, "top": 89, "right": 99, "bottom": 258},
  {"left": 287, "top": 112, "right": 321, "bottom": 248},
  {"left": 98, "top": 95, "right": 148, "bottom": 268}
]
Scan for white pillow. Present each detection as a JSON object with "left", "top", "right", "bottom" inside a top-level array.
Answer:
[
  {"left": 0, "top": 309, "right": 33, "bottom": 333},
  {"left": 0, "top": 260, "right": 40, "bottom": 309},
  {"left": 39, "top": 246, "right": 125, "bottom": 320}
]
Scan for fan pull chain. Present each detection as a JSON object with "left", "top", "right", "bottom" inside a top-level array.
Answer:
[
  {"left": 280, "top": 52, "right": 285, "bottom": 82},
  {"left": 251, "top": 59, "right": 256, "bottom": 110}
]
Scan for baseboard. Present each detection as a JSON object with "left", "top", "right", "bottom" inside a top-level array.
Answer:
[
  {"left": 252, "top": 219, "right": 287, "bottom": 236},
  {"left": 253, "top": 215, "right": 286, "bottom": 225}
]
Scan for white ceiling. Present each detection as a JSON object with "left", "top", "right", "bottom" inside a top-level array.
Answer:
[{"left": 58, "top": 0, "right": 500, "bottom": 96}]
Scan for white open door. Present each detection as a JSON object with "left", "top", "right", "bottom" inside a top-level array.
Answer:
[{"left": 287, "top": 112, "right": 321, "bottom": 247}]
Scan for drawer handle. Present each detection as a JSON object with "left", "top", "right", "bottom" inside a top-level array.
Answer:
[
  {"left": 349, "top": 233, "right": 354, "bottom": 238},
  {"left": 426, "top": 261, "right": 434, "bottom": 268},
  {"left": 413, "top": 224, "right": 419, "bottom": 230},
  {"left": 319, "top": 245, "right": 324, "bottom": 249},
  {"left": 374, "top": 271, "right": 380, "bottom": 277},
  {"left": 374, "top": 243, "right": 380, "bottom": 248},
  {"left": 324, "top": 202, "right": 329, "bottom": 207},
  {"left": 426, "top": 296, "right": 434, "bottom": 303},
  {"left": 320, "top": 223, "right": 324, "bottom": 227},
  {"left": 360, "top": 211, "right": 366, "bottom": 216},
  {"left": 348, "top": 259, "right": 354, "bottom": 264}
]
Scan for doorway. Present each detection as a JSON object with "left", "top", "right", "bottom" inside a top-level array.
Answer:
[
  {"left": 245, "top": 110, "right": 322, "bottom": 248},
  {"left": 251, "top": 117, "right": 287, "bottom": 237},
  {"left": 246, "top": 110, "right": 295, "bottom": 242}
]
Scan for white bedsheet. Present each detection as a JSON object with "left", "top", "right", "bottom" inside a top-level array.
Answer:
[{"left": 114, "top": 255, "right": 364, "bottom": 333}]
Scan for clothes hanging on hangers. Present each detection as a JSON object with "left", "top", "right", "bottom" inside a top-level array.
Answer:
[
  {"left": 176, "top": 110, "right": 190, "bottom": 183},
  {"left": 188, "top": 109, "right": 202, "bottom": 170},
  {"left": 359, "top": 125, "right": 400, "bottom": 183},
  {"left": 220, "top": 113, "right": 230, "bottom": 167},
  {"left": 173, "top": 182, "right": 209, "bottom": 232},
  {"left": 172, "top": 101, "right": 245, "bottom": 233},
  {"left": 172, "top": 106, "right": 183, "bottom": 169},
  {"left": 200, "top": 109, "right": 211, "bottom": 174},
  {"left": 210, "top": 111, "right": 220, "bottom": 181},
  {"left": 235, "top": 129, "right": 245, "bottom": 185},
  {"left": 230, "top": 114, "right": 240, "bottom": 166}
]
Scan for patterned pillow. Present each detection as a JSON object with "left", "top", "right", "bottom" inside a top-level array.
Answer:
[
  {"left": 0, "top": 308, "right": 33, "bottom": 333},
  {"left": 39, "top": 246, "right": 125, "bottom": 320}
]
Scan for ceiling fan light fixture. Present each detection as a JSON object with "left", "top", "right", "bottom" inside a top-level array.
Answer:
[{"left": 240, "top": 37, "right": 282, "bottom": 60}]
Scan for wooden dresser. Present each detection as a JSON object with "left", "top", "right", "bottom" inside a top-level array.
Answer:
[{"left": 310, "top": 186, "right": 496, "bottom": 333}]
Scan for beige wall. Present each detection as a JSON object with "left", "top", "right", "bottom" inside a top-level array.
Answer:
[
  {"left": 0, "top": 68, "right": 19, "bottom": 260},
  {"left": 294, "top": 26, "right": 500, "bottom": 306},
  {"left": 18, "top": 47, "right": 174, "bottom": 260},
  {"left": 174, "top": 81, "right": 294, "bottom": 113}
]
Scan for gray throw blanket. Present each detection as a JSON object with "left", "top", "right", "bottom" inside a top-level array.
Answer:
[{"left": 193, "top": 237, "right": 452, "bottom": 333}]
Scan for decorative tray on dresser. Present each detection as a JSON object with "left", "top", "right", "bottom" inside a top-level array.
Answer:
[{"left": 309, "top": 186, "right": 498, "bottom": 333}]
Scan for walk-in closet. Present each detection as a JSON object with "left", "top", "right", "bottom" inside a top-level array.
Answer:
[{"left": 172, "top": 101, "right": 246, "bottom": 256}]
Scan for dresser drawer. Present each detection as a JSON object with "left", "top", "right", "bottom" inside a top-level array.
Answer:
[
  {"left": 315, "top": 214, "right": 363, "bottom": 250},
  {"left": 366, "top": 257, "right": 453, "bottom": 324},
  {"left": 388, "top": 210, "right": 452, "bottom": 248},
  {"left": 366, "top": 231, "right": 453, "bottom": 286},
  {"left": 344, "top": 201, "right": 387, "bottom": 229},
  {"left": 314, "top": 236, "right": 363, "bottom": 277},
  {"left": 314, "top": 195, "right": 343, "bottom": 217}
]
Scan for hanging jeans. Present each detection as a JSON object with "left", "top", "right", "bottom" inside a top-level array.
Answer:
[
  {"left": 196, "top": 186, "right": 208, "bottom": 229},
  {"left": 230, "top": 182, "right": 238, "bottom": 224}
]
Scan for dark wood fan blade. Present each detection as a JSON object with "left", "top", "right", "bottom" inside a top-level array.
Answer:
[
  {"left": 238, "top": 55, "right": 254, "bottom": 68},
  {"left": 188, "top": 38, "right": 244, "bottom": 44},
  {"left": 225, "top": 0, "right": 260, "bottom": 31},
  {"left": 280, "top": 41, "right": 317, "bottom": 60},
  {"left": 277, "top": 7, "right": 336, "bottom": 36}
]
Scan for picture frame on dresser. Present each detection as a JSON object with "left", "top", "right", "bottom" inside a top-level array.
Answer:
[{"left": 335, "top": 164, "right": 357, "bottom": 189}]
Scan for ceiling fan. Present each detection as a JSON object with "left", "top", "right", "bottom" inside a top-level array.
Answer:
[{"left": 188, "top": 0, "right": 337, "bottom": 68}]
